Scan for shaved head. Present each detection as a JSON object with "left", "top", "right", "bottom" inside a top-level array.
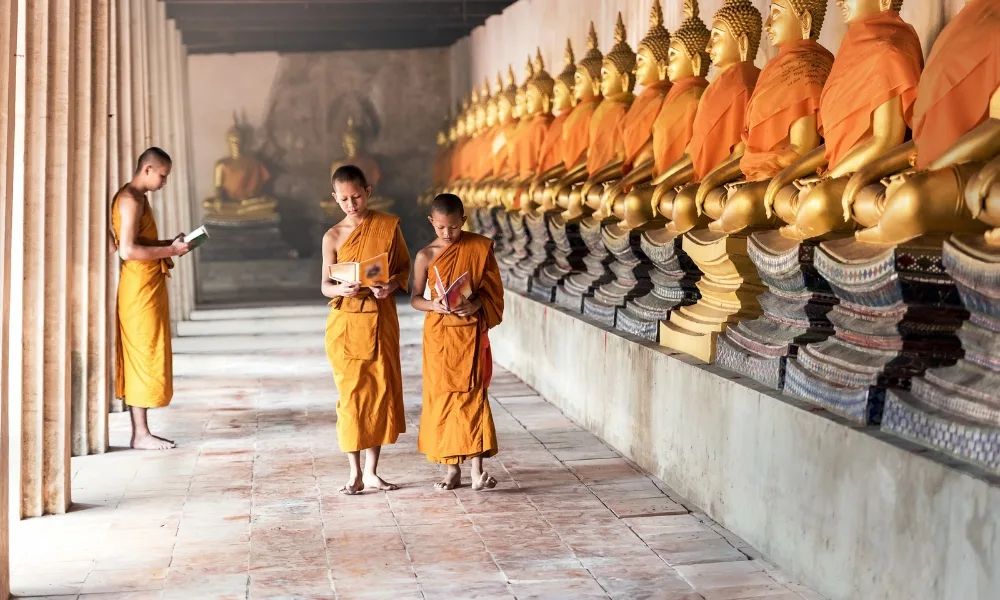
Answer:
[{"left": 135, "top": 147, "right": 172, "bottom": 174}]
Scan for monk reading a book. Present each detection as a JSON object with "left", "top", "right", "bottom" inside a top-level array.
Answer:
[
  {"left": 411, "top": 193, "right": 504, "bottom": 491},
  {"left": 322, "top": 165, "right": 411, "bottom": 495}
]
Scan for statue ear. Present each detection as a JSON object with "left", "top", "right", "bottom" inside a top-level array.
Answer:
[
  {"left": 543, "top": 95, "right": 551, "bottom": 114},
  {"left": 658, "top": 62, "right": 668, "bottom": 81},
  {"left": 879, "top": 0, "right": 892, "bottom": 10},
  {"left": 801, "top": 12, "right": 813, "bottom": 39},
  {"left": 738, "top": 33, "right": 750, "bottom": 62},
  {"left": 591, "top": 78, "right": 601, "bottom": 97},
  {"left": 692, "top": 53, "right": 703, "bottom": 77}
]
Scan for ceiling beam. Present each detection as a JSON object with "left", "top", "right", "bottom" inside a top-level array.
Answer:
[
  {"left": 174, "top": 18, "right": 485, "bottom": 33},
  {"left": 183, "top": 28, "right": 461, "bottom": 54},
  {"left": 166, "top": 1, "right": 512, "bottom": 21}
]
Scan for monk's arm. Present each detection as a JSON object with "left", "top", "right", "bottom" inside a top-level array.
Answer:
[
  {"left": 108, "top": 229, "right": 117, "bottom": 254},
  {"left": 320, "top": 230, "right": 358, "bottom": 299},
  {"left": 409, "top": 250, "right": 437, "bottom": 312},
  {"left": 115, "top": 195, "right": 188, "bottom": 261},
  {"left": 472, "top": 249, "right": 504, "bottom": 328},
  {"left": 828, "top": 96, "right": 907, "bottom": 179}
]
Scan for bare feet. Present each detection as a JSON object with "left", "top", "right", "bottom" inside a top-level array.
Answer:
[
  {"left": 471, "top": 471, "right": 497, "bottom": 491},
  {"left": 130, "top": 433, "right": 176, "bottom": 450},
  {"left": 340, "top": 473, "right": 363, "bottom": 495},
  {"left": 434, "top": 466, "right": 461, "bottom": 491},
  {"left": 362, "top": 474, "right": 399, "bottom": 491}
]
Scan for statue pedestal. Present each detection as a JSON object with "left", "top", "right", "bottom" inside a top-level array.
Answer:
[
  {"left": 492, "top": 208, "right": 515, "bottom": 267},
  {"left": 509, "top": 213, "right": 554, "bottom": 296},
  {"left": 660, "top": 229, "right": 766, "bottom": 363},
  {"left": 554, "top": 216, "right": 614, "bottom": 313},
  {"left": 473, "top": 208, "right": 499, "bottom": 242},
  {"left": 881, "top": 235, "right": 1000, "bottom": 473},
  {"left": 615, "top": 230, "right": 701, "bottom": 342},
  {"left": 783, "top": 236, "right": 967, "bottom": 425},
  {"left": 200, "top": 217, "right": 297, "bottom": 262},
  {"left": 530, "top": 215, "right": 586, "bottom": 303},
  {"left": 715, "top": 231, "right": 838, "bottom": 390},
  {"left": 499, "top": 213, "right": 531, "bottom": 289},
  {"left": 581, "top": 224, "right": 653, "bottom": 327}
]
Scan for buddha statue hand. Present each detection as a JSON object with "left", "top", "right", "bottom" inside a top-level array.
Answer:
[
  {"left": 966, "top": 157, "right": 1000, "bottom": 220},
  {"left": 595, "top": 181, "right": 623, "bottom": 220}
]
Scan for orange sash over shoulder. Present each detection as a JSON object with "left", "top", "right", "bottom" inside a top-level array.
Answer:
[
  {"left": 490, "top": 122, "right": 517, "bottom": 179},
  {"left": 587, "top": 94, "right": 633, "bottom": 176},
  {"left": 623, "top": 80, "right": 671, "bottom": 171},
  {"left": 652, "top": 76, "right": 708, "bottom": 176},
  {"left": 325, "top": 211, "right": 411, "bottom": 453},
  {"left": 418, "top": 233, "right": 504, "bottom": 465},
  {"left": 688, "top": 62, "right": 760, "bottom": 181},
  {"left": 562, "top": 97, "right": 600, "bottom": 168},
  {"left": 819, "top": 11, "right": 923, "bottom": 170},
  {"left": 740, "top": 39, "right": 834, "bottom": 181},
  {"left": 537, "top": 109, "right": 571, "bottom": 174},
  {"left": 504, "top": 119, "right": 531, "bottom": 178},
  {"left": 516, "top": 114, "right": 553, "bottom": 177},
  {"left": 475, "top": 126, "right": 497, "bottom": 180},
  {"left": 913, "top": 0, "right": 1000, "bottom": 169}
]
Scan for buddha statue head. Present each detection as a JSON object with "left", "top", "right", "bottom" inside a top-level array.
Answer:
[
  {"left": 765, "top": 0, "right": 827, "bottom": 46},
  {"left": 486, "top": 75, "right": 500, "bottom": 127},
  {"left": 601, "top": 13, "right": 637, "bottom": 97},
  {"left": 576, "top": 22, "right": 603, "bottom": 103},
  {"left": 526, "top": 48, "right": 555, "bottom": 117},
  {"left": 342, "top": 117, "right": 361, "bottom": 158},
  {"left": 226, "top": 119, "right": 245, "bottom": 158},
  {"left": 836, "top": 0, "right": 903, "bottom": 24},
  {"left": 554, "top": 38, "right": 577, "bottom": 112},
  {"left": 636, "top": 1, "right": 671, "bottom": 86},
  {"left": 515, "top": 56, "right": 535, "bottom": 120},
  {"left": 498, "top": 66, "right": 518, "bottom": 125},
  {"left": 709, "top": 0, "right": 763, "bottom": 67},
  {"left": 670, "top": 0, "right": 712, "bottom": 80},
  {"left": 456, "top": 96, "right": 470, "bottom": 138},
  {"left": 468, "top": 87, "right": 482, "bottom": 135},
  {"left": 475, "top": 80, "right": 490, "bottom": 133}
]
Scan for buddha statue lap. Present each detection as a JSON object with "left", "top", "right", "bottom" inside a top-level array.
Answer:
[
  {"left": 202, "top": 123, "right": 279, "bottom": 225},
  {"left": 321, "top": 117, "right": 393, "bottom": 223}
]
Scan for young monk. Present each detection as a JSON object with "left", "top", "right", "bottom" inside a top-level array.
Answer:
[
  {"left": 411, "top": 193, "right": 504, "bottom": 491},
  {"left": 112, "top": 147, "right": 191, "bottom": 450},
  {"left": 322, "top": 165, "right": 410, "bottom": 495}
]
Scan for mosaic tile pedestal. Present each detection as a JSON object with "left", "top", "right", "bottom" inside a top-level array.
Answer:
[
  {"left": 508, "top": 213, "right": 554, "bottom": 296},
  {"left": 783, "top": 236, "right": 967, "bottom": 425},
  {"left": 530, "top": 215, "right": 586, "bottom": 303},
  {"left": 582, "top": 224, "right": 653, "bottom": 327},
  {"left": 499, "top": 212, "right": 530, "bottom": 289},
  {"left": 200, "top": 218, "right": 297, "bottom": 261},
  {"left": 881, "top": 235, "right": 1000, "bottom": 473},
  {"left": 554, "top": 216, "right": 614, "bottom": 313},
  {"left": 492, "top": 208, "right": 515, "bottom": 271},
  {"left": 660, "top": 229, "right": 767, "bottom": 363},
  {"left": 615, "top": 228, "right": 701, "bottom": 342},
  {"left": 716, "top": 231, "right": 838, "bottom": 390},
  {"left": 473, "top": 207, "right": 499, "bottom": 242}
]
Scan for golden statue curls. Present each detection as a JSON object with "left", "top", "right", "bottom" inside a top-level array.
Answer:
[
  {"left": 638, "top": 0, "right": 671, "bottom": 64},
  {"left": 713, "top": 0, "right": 763, "bottom": 62},
  {"left": 604, "top": 13, "right": 637, "bottom": 79},
  {"left": 578, "top": 21, "right": 604, "bottom": 82},
  {"left": 557, "top": 38, "right": 577, "bottom": 90},
  {"left": 528, "top": 48, "right": 556, "bottom": 98},
  {"left": 674, "top": 0, "right": 712, "bottom": 76},
  {"left": 786, "top": 0, "right": 829, "bottom": 39}
]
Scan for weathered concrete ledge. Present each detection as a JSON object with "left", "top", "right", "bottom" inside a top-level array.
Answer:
[{"left": 491, "top": 290, "right": 1000, "bottom": 600}]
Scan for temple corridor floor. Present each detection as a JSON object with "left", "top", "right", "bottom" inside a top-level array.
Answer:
[{"left": 11, "top": 304, "right": 824, "bottom": 600}]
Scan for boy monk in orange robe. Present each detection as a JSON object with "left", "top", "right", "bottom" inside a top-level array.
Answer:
[
  {"left": 111, "top": 147, "right": 192, "bottom": 450},
  {"left": 411, "top": 193, "right": 504, "bottom": 491},
  {"left": 322, "top": 165, "right": 411, "bottom": 495}
]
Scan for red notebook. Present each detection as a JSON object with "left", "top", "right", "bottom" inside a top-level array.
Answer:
[{"left": 434, "top": 266, "right": 472, "bottom": 310}]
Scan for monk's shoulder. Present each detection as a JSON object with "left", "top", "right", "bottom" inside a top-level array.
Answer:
[
  {"left": 461, "top": 232, "right": 495, "bottom": 255},
  {"left": 369, "top": 210, "right": 402, "bottom": 232}
]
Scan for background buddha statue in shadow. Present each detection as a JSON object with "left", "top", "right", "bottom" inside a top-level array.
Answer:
[
  {"left": 321, "top": 117, "right": 393, "bottom": 221},
  {"left": 202, "top": 122, "right": 279, "bottom": 225}
]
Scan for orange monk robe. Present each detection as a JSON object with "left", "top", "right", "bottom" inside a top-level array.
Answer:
[
  {"left": 418, "top": 233, "right": 504, "bottom": 464},
  {"left": 819, "top": 11, "right": 923, "bottom": 170},
  {"left": 536, "top": 109, "right": 571, "bottom": 174},
  {"left": 562, "top": 97, "right": 600, "bottom": 168},
  {"left": 912, "top": 0, "right": 1000, "bottom": 169},
  {"left": 477, "top": 125, "right": 499, "bottom": 180},
  {"left": 622, "top": 80, "right": 672, "bottom": 174},
  {"left": 688, "top": 63, "right": 760, "bottom": 182},
  {"left": 112, "top": 189, "right": 173, "bottom": 408},
  {"left": 740, "top": 39, "right": 834, "bottom": 181},
  {"left": 490, "top": 122, "right": 518, "bottom": 179},
  {"left": 220, "top": 156, "right": 270, "bottom": 200},
  {"left": 516, "top": 113, "right": 553, "bottom": 177},
  {"left": 652, "top": 76, "right": 708, "bottom": 176},
  {"left": 503, "top": 119, "right": 532, "bottom": 178},
  {"left": 586, "top": 95, "right": 633, "bottom": 176},
  {"left": 325, "top": 211, "right": 411, "bottom": 452}
]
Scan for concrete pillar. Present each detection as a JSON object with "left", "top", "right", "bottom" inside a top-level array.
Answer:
[
  {"left": 116, "top": 0, "right": 133, "bottom": 183},
  {"left": 180, "top": 40, "right": 200, "bottom": 309},
  {"left": 130, "top": 0, "right": 148, "bottom": 153},
  {"left": 172, "top": 29, "right": 196, "bottom": 320},
  {"left": 106, "top": 0, "right": 120, "bottom": 416}
]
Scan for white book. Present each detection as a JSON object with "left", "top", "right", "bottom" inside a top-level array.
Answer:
[{"left": 184, "top": 226, "right": 210, "bottom": 250}]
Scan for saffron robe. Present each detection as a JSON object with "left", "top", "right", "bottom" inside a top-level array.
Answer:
[
  {"left": 112, "top": 188, "right": 173, "bottom": 408},
  {"left": 218, "top": 156, "right": 270, "bottom": 200},
  {"left": 537, "top": 109, "right": 571, "bottom": 174},
  {"left": 325, "top": 211, "right": 411, "bottom": 452},
  {"left": 516, "top": 114, "right": 553, "bottom": 177},
  {"left": 418, "top": 233, "right": 504, "bottom": 465},
  {"left": 652, "top": 76, "right": 708, "bottom": 176},
  {"left": 622, "top": 80, "right": 671, "bottom": 173},
  {"left": 449, "top": 138, "right": 468, "bottom": 183},
  {"left": 562, "top": 97, "right": 600, "bottom": 168},
  {"left": 587, "top": 95, "right": 633, "bottom": 176},
  {"left": 819, "top": 11, "right": 923, "bottom": 169},
  {"left": 688, "top": 62, "right": 760, "bottom": 181},
  {"left": 740, "top": 39, "right": 834, "bottom": 181},
  {"left": 912, "top": 0, "right": 1000, "bottom": 169}
]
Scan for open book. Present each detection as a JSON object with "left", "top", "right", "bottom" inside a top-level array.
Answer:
[
  {"left": 434, "top": 266, "right": 472, "bottom": 310},
  {"left": 328, "top": 252, "right": 389, "bottom": 287},
  {"left": 183, "top": 226, "right": 210, "bottom": 250}
]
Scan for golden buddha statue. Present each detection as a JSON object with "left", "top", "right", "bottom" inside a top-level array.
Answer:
[
  {"left": 456, "top": 86, "right": 485, "bottom": 203},
  {"left": 527, "top": 38, "right": 578, "bottom": 214},
  {"left": 477, "top": 68, "right": 519, "bottom": 209},
  {"left": 445, "top": 97, "right": 471, "bottom": 195},
  {"left": 321, "top": 117, "right": 393, "bottom": 221},
  {"left": 763, "top": 0, "right": 922, "bottom": 241},
  {"left": 202, "top": 121, "right": 278, "bottom": 224},
  {"left": 503, "top": 49, "right": 555, "bottom": 213},
  {"left": 467, "top": 79, "right": 499, "bottom": 208},
  {"left": 496, "top": 56, "right": 537, "bottom": 212}
]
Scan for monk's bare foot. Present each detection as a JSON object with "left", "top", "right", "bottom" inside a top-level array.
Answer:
[
  {"left": 434, "top": 468, "right": 461, "bottom": 491},
  {"left": 130, "top": 433, "right": 176, "bottom": 450},
  {"left": 339, "top": 474, "right": 363, "bottom": 495},
  {"left": 471, "top": 471, "right": 497, "bottom": 491},
  {"left": 362, "top": 474, "right": 398, "bottom": 491}
]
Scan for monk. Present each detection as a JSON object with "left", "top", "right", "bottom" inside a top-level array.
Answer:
[
  {"left": 111, "top": 147, "right": 191, "bottom": 450},
  {"left": 322, "top": 165, "right": 411, "bottom": 495},
  {"left": 411, "top": 193, "right": 504, "bottom": 491}
]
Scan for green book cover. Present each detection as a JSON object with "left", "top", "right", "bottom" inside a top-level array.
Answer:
[{"left": 184, "top": 226, "right": 210, "bottom": 249}]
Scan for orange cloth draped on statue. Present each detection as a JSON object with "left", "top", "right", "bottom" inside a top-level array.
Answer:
[
  {"left": 490, "top": 123, "right": 518, "bottom": 179},
  {"left": 220, "top": 157, "right": 270, "bottom": 200},
  {"left": 478, "top": 127, "right": 499, "bottom": 180},
  {"left": 418, "top": 233, "right": 504, "bottom": 465},
  {"left": 652, "top": 76, "right": 708, "bottom": 176},
  {"left": 819, "top": 11, "right": 923, "bottom": 169},
  {"left": 449, "top": 138, "right": 468, "bottom": 183},
  {"left": 740, "top": 39, "right": 834, "bottom": 181},
  {"left": 562, "top": 97, "right": 600, "bottom": 168},
  {"left": 504, "top": 120, "right": 531, "bottom": 178},
  {"left": 516, "top": 114, "right": 553, "bottom": 177},
  {"left": 112, "top": 188, "right": 173, "bottom": 408},
  {"left": 623, "top": 80, "right": 671, "bottom": 172},
  {"left": 587, "top": 95, "right": 633, "bottom": 176},
  {"left": 912, "top": 0, "right": 1000, "bottom": 169},
  {"left": 536, "top": 109, "right": 571, "bottom": 174},
  {"left": 688, "top": 63, "right": 760, "bottom": 181},
  {"left": 325, "top": 211, "right": 411, "bottom": 452}
]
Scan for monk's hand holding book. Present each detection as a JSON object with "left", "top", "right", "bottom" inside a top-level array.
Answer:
[
  {"left": 369, "top": 279, "right": 398, "bottom": 300},
  {"left": 430, "top": 296, "right": 451, "bottom": 315},
  {"left": 335, "top": 282, "right": 362, "bottom": 298},
  {"left": 170, "top": 234, "right": 192, "bottom": 257},
  {"left": 451, "top": 296, "right": 482, "bottom": 318}
]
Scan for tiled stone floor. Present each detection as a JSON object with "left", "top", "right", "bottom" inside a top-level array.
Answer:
[{"left": 11, "top": 305, "right": 824, "bottom": 600}]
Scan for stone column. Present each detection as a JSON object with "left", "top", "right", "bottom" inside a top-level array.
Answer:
[
  {"left": 167, "top": 22, "right": 194, "bottom": 321},
  {"left": 180, "top": 41, "right": 200, "bottom": 310},
  {"left": 116, "top": 0, "right": 133, "bottom": 182},
  {"left": 106, "top": 0, "right": 120, "bottom": 416},
  {"left": 130, "top": 0, "right": 148, "bottom": 153},
  {"left": 176, "top": 32, "right": 196, "bottom": 319}
]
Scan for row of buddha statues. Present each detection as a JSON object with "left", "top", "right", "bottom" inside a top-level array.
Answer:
[{"left": 420, "top": 0, "right": 1000, "bottom": 475}]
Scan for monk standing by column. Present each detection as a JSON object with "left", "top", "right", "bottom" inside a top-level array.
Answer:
[
  {"left": 322, "top": 165, "right": 410, "bottom": 494},
  {"left": 411, "top": 194, "right": 504, "bottom": 490},
  {"left": 111, "top": 147, "right": 191, "bottom": 450}
]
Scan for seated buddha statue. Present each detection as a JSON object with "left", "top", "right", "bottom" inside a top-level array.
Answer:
[
  {"left": 457, "top": 88, "right": 486, "bottom": 203},
  {"left": 202, "top": 123, "right": 278, "bottom": 224},
  {"left": 502, "top": 49, "right": 555, "bottom": 212},
  {"left": 691, "top": 0, "right": 834, "bottom": 235},
  {"left": 647, "top": 0, "right": 761, "bottom": 236},
  {"left": 321, "top": 117, "right": 393, "bottom": 221},
  {"left": 493, "top": 57, "right": 536, "bottom": 211},
  {"left": 445, "top": 96, "right": 472, "bottom": 195},
  {"left": 842, "top": 0, "right": 1000, "bottom": 246},
  {"left": 763, "top": 0, "right": 923, "bottom": 241},
  {"left": 467, "top": 80, "right": 500, "bottom": 208}
]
